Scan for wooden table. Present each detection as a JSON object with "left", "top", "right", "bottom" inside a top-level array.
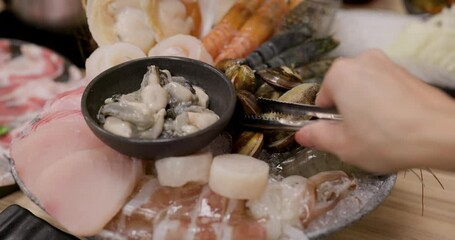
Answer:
[
  {"left": 331, "top": 170, "right": 455, "bottom": 239},
  {"left": 2, "top": 1, "right": 455, "bottom": 240}
]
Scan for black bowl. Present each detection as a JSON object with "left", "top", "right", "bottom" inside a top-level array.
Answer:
[{"left": 81, "top": 56, "right": 236, "bottom": 160}]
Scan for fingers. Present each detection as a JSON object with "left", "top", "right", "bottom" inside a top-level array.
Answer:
[
  {"left": 316, "top": 49, "right": 387, "bottom": 108},
  {"left": 295, "top": 120, "right": 346, "bottom": 154},
  {"left": 315, "top": 57, "right": 345, "bottom": 108}
]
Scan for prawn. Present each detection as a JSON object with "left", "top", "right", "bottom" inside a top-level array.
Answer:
[
  {"left": 405, "top": 168, "right": 445, "bottom": 216},
  {"left": 214, "top": 0, "right": 289, "bottom": 64},
  {"left": 202, "top": 0, "right": 264, "bottom": 59},
  {"left": 182, "top": 0, "right": 202, "bottom": 37}
]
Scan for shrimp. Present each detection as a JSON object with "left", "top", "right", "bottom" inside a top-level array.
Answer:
[
  {"left": 182, "top": 0, "right": 202, "bottom": 37},
  {"left": 289, "top": 0, "right": 303, "bottom": 9},
  {"left": 202, "top": 0, "right": 265, "bottom": 59},
  {"left": 214, "top": 0, "right": 289, "bottom": 64}
]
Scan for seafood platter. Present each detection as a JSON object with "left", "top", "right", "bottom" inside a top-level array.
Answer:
[{"left": 10, "top": 0, "right": 451, "bottom": 239}]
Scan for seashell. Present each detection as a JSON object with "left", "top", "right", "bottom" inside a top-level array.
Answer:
[
  {"left": 278, "top": 82, "right": 320, "bottom": 105},
  {"left": 225, "top": 64, "right": 256, "bottom": 92},
  {"left": 294, "top": 58, "right": 335, "bottom": 80},
  {"left": 254, "top": 83, "right": 282, "bottom": 100},
  {"left": 257, "top": 66, "right": 304, "bottom": 91},
  {"left": 236, "top": 90, "right": 261, "bottom": 116},
  {"left": 233, "top": 131, "right": 264, "bottom": 158},
  {"left": 216, "top": 58, "right": 246, "bottom": 73},
  {"left": 266, "top": 131, "right": 296, "bottom": 151}
]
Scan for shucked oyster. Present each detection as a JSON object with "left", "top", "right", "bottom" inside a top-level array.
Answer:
[{"left": 98, "top": 65, "right": 219, "bottom": 139}]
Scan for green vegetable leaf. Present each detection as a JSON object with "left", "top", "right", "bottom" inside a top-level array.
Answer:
[{"left": 0, "top": 126, "right": 9, "bottom": 136}]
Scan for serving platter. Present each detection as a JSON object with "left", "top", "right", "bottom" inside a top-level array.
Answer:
[{"left": 10, "top": 145, "right": 396, "bottom": 239}]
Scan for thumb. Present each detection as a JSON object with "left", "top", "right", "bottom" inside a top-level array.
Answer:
[{"left": 295, "top": 120, "right": 346, "bottom": 154}]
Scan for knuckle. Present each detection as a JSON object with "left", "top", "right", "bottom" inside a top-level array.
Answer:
[
  {"left": 326, "top": 58, "right": 355, "bottom": 81},
  {"left": 363, "top": 49, "right": 388, "bottom": 61}
]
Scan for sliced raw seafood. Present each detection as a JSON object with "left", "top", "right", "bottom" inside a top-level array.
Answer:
[
  {"left": 209, "top": 154, "right": 269, "bottom": 200},
  {"left": 99, "top": 170, "right": 355, "bottom": 239},
  {"left": 155, "top": 151, "right": 213, "bottom": 187},
  {"left": 0, "top": 41, "right": 82, "bottom": 128},
  {"left": 9, "top": 89, "right": 143, "bottom": 236},
  {"left": 148, "top": 34, "right": 213, "bottom": 65},
  {"left": 86, "top": 0, "right": 201, "bottom": 52},
  {"left": 0, "top": 39, "right": 82, "bottom": 187},
  {"left": 84, "top": 42, "right": 146, "bottom": 83}
]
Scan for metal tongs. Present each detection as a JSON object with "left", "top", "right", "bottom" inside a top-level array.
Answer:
[{"left": 241, "top": 98, "right": 342, "bottom": 131}]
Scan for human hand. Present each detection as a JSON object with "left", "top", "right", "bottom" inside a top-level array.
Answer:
[{"left": 295, "top": 49, "right": 455, "bottom": 173}]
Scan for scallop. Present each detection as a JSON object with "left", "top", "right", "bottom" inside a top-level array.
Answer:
[
  {"left": 155, "top": 151, "right": 213, "bottom": 187},
  {"left": 209, "top": 154, "right": 269, "bottom": 200}
]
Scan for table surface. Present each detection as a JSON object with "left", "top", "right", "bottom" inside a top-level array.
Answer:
[{"left": 1, "top": 0, "right": 455, "bottom": 240}]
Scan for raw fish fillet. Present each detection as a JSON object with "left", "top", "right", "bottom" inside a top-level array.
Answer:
[
  {"left": 0, "top": 39, "right": 82, "bottom": 187},
  {"left": 10, "top": 89, "right": 143, "bottom": 236}
]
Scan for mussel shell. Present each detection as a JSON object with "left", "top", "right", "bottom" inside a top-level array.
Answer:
[
  {"left": 257, "top": 67, "right": 304, "bottom": 91},
  {"left": 254, "top": 83, "right": 282, "bottom": 100},
  {"left": 295, "top": 58, "right": 335, "bottom": 80},
  {"left": 278, "top": 83, "right": 320, "bottom": 105},
  {"left": 216, "top": 58, "right": 246, "bottom": 73},
  {"left": 265, "top": 131, "right": 296, "bottom": 152},
  {"left": 225, "top": 64, "right": 256, "bottom": 92},
  {"left": 236, "top": 90, "right": 261, "bottom": 115},
  {"left": 233, "top": 131, "right": 264, "bottom": 157}
]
